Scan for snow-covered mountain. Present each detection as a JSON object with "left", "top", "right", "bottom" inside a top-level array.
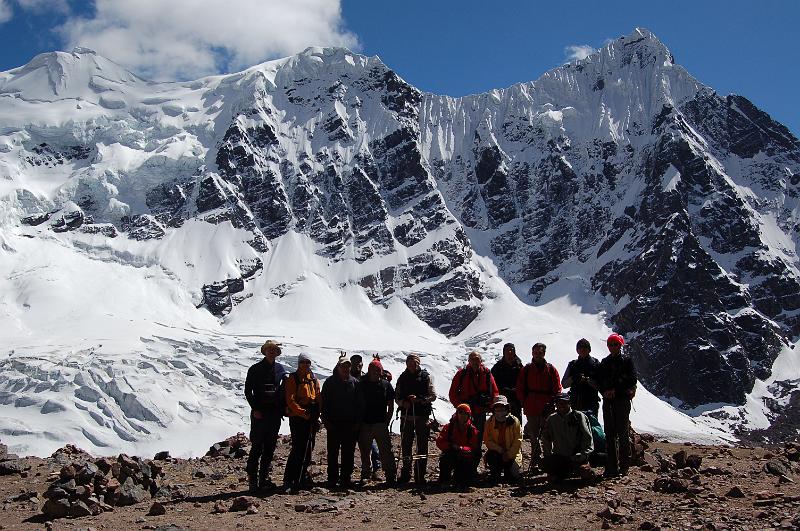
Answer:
[{"left": 1, "top": 28, "right": 798, "bottom": 456}]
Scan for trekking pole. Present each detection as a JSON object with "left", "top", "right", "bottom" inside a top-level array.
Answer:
[
  {"left": 299, "top": 404, "right": 315, "bottom": 487},
  {"left": 606, "top": 396, "right": 616, "bottom": 471}
]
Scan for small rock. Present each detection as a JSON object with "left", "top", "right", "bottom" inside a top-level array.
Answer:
[
  {"left": 229, "top": 496, "right": 259, "bottom": 512},
  {"left": 154, "top": 451, "right": 171, "bottom": 461},
  {"left": 673, "top": 450, "right": 687, "bottom": 469},
  {"left": 211, "top": 501, "right": 227, "bottom": 514},
  {"left": 725, "top": 486, "right": 745, "bottom": 498},
  {"left": 686, "top": 454, "right": 702, "bottom": 470},
  {"left": 147, "top": 502, "right": 166, "bottom": 516}
]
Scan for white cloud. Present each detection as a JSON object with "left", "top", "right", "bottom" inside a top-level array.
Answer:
[
  {"left": 564, "top": 44, "right": 596, "bottom": 62},
  {"left": 58, "top": 0, "right": 360, "bottom": 80},
  {"left": 0, "top": 0, "right": 13, "bottom": 23},
  {"left": 16, "top": 0, "right": 69, "bottom": 13}
]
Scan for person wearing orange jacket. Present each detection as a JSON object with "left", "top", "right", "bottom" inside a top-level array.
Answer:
[
  {"left": 515, "top": 343, "right": 562, "bottom": 470},
  {"left": 436, "top": 404, "right": 481, "bottom": 487},
  {"left": 449, "top": 351, "right": 499, "bottom": 443},
  {"left": 283, "top": 352, "right": 321, "bottom": 491}
]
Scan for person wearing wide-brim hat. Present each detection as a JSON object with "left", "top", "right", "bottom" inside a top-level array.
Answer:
[
  {"left": 244, "top": 340, "right": 287, "bottom": 492},
  {"left": 483, "top": 395, "right": 523, "bottom": 483}
]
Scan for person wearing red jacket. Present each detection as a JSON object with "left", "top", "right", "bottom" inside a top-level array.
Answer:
[
  {"left": 449, "top": 351, "right": 499, "bottom": 442},
  {"left": 436, "top": 404, "right": 481, "bottom": 487},
  {"left": 515, "top": 343, "right": 562, "bottom": 470}
]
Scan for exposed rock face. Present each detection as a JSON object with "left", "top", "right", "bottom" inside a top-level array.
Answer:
[{"left": 4, "top": 29, "right": 800, "bottom": 409}]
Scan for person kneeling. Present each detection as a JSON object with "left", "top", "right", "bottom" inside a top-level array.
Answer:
[
  {"left": 483, "top": 395, "right": 522, "bottom": 483},
  {"left": 436, "top": 404, "right": 480, "bottom": 487},
  {"left": 541, "top": 392, "right": 594, "bottom": 482}
]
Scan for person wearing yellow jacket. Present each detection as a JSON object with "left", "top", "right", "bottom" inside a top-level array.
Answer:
[{"left": 483, "top": 395, "right": 523, "bottom": 483}]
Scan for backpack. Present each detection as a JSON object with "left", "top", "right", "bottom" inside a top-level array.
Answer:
[
  {"left": 522, "top": 362, "right": 557, "bottom": 396},
  {"left": 457, "top": 367, "right": 492, "bottom": 407},
  {"left": 287, "top": 371, "right": 319, "bottom": 416}
]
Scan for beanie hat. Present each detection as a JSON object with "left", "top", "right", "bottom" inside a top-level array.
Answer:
[
  {"left": 368, "top": 354, "right": 384, "bottom": 372},
  {"left": 298, "top": 352, "right": 312, "bottom": 364},
  {"left": 350, "top": 354, "right": 363, "bottom": 363},
  {"left": 607, "top": 333, "right": 625, "bottom": 346},
  {"left": 336, "top": 353, "right": 351, "bottom": 367},
  {"left": 261, "top": 340, "right": 281, "bottom": 355},
  {"left": 456, "top": 403, "right": 472, "bottom": 416},
  {"left": 576, "top": 338, "right": 591, "bottom": 351}
]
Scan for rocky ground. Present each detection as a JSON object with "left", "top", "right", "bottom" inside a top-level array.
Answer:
[{"left": 1, "top": 431, "right": 799, "bottom": 530}]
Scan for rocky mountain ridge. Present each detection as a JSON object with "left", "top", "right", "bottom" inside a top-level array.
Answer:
[{"left": 1, "top": 27, "right": 799, "bottom": 436}]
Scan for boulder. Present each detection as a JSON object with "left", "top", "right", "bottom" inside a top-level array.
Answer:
[
  {"left": 0, "top": 459, "right": 30, "bottom": 475},
  {"left": 685, "top": 454, "right": 702, "bottom": 470},
  {"left": 42, "top": 498, "right": 71, "bottom": 519},
  {"left": 117, "top": 477, "right": 150, "bottom": 506}
]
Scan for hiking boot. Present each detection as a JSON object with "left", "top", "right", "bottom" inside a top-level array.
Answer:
[
  {"left": 371, "top": 470, "right": 383, "bottom": 482},
  {"left": 247, "top": 476, "right": 259, "bottom": 494},
  {"left": 259, "top": 479, "right": 277, "bottom": 490},
  {"left": 397, "top": 471, "right": 412, "bottom": 484},
  {"left": 603, "top": 468, "right": 619, "bottom": 479}
]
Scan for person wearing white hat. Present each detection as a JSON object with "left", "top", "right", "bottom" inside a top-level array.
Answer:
[{"left": 483, "top": 395, "right": 523, "bottom": 483}]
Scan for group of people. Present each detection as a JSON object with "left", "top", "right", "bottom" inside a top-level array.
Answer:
[{"left": 243, "top": 333, "right": 638, "bottom": 493}]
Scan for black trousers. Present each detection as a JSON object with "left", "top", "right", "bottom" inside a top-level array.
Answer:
[
  {"left": 326, "top": 421, "right": 357, "bottom": 484},
  {"left": 439, "top": 449, "right": 476, "bottom": 485},
  {"left": 246, "top": 410, "right": 282, "bottom": 483},
  {"left": 542, "top": 454, "right": 573, "bottom": 480},
  {"left": 603, "top": 397, "right": 631, "bottom": 473},
  {"left": 485, "top": 450, "right": 514, "bottom": 479},
  {"left": 400, "top": 415, "right": 430, "bottom": 481},
  {"left": 284, "top": 416, "right": 317, "bottom": 487}
]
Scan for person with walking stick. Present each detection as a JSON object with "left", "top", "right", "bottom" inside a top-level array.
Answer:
[
  {"left": 283, "top": 352, "right": 320, "bottom": 492},
  {"left": 595, "top": 333, "right": 637, "bottom": 479},
  {"left": 395, "top": 353, "right": 436, "bottom": 485}
]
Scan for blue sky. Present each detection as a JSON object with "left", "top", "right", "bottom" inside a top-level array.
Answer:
[{"left": 1, "top": 0, "right": 798, "bottom": 134}]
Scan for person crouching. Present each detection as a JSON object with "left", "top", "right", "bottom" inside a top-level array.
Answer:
[
  {"left": 541, "top": 392, "right": 594, "bottom": 482},
  {"left": 436, "top": 404, "right": 480, "bottom": 487},
  {"left": 483, "top": 395, "right": 523, "bottom": 483}
]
